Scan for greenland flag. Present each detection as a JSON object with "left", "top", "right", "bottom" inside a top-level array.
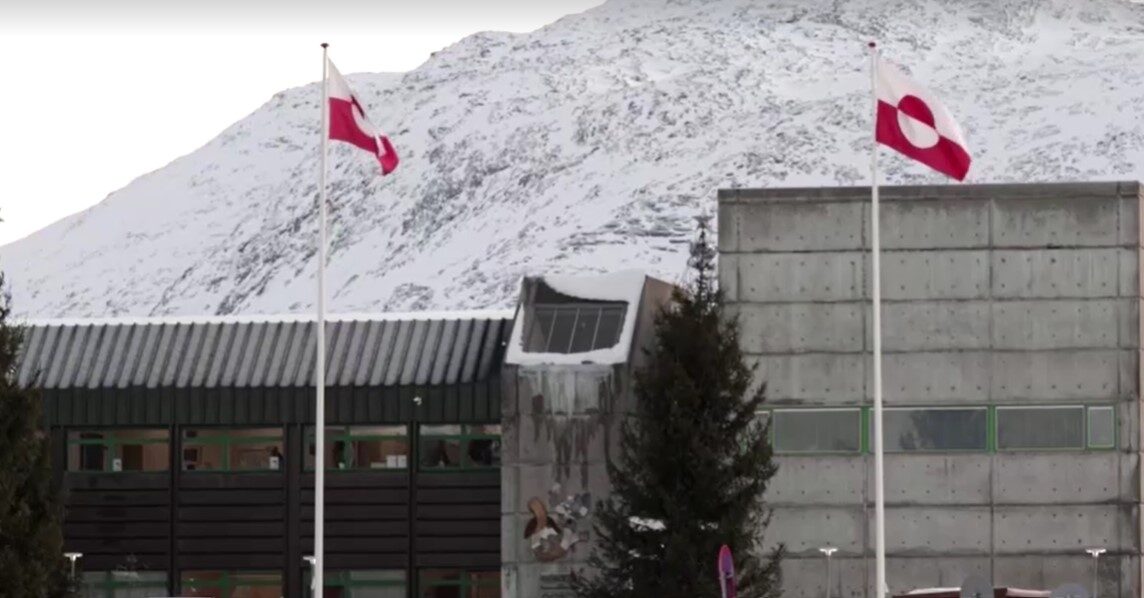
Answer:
[
  {"left": 327, "top": 60, "right": 399, "bottom": 175},
  {"left": 875, "top": 57, "right": 971, "bottom": 181}
]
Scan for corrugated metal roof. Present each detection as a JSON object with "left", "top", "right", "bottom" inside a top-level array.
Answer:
[{"left": 16, "top": 313, "right": 514, "bottom": 390}]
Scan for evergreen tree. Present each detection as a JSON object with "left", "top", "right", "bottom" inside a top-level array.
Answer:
[
  {"left": 0, "top": 274, "right": 71, "bottom": 596},
  {"left": 575, "top": 219, "right": 782, "bottom": 598}
]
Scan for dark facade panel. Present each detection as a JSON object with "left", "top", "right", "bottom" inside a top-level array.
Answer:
[
  {"left": 62, "top": 473, "right": 172, "bottom": 573},
  {"left": 42, "top": 377, "right": 503, "bottom": 427}
]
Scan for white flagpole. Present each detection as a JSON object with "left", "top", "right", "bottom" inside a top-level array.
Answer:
[
  {"left": 868, "top": 41, "right": 887, "bottom": 598},
  {"left": 315, "top": 41, "right": 329, "bottom": 597}
]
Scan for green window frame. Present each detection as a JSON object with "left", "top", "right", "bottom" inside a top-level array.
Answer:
[
  {"left": 419, "top": 569, "right": 499, "bottom": 597},
  {"left": 419, "top": 424, "right": 501, "bottom": 471},
  {"left": 67, "top": 429, "right": 170, "bottom": 473},
  {"left": 81, "top": 571, "right": 167, "bottom": 597},
  {"left": 996, "top": 405, "right": 1085, "bottom": 451},
  {"left": 881, "top": 407, "right": 989, "bottom": 453},
  {"left": 766, "top": 408, "right": 863, "bottom": 454},
  {"left": 305, "top": 425, "right": 410, "bottom": 471},
  {"left": 1087, "top": 405, "right": 1116, "bottom": 449},
  {"left": 761, "top": 404, "right": 1117, "bottom": 455},
  {"left": 303, "top": 569, "right": 406, "bottom": 597},
  {"left": 180, "top": 570, "right": 282, "bottom": 597},
  {"left": 180, "top": 428, "right": 285, "bottom": 472}
]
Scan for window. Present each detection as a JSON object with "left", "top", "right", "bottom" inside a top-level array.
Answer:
[
  {"left": 306, "top": 426, "right": 409, "bottom": 470},
  {"left": 67, "top": 430, "right": 169, "bottom": 472},
  {"left": 884, "top": 408, "right": 987, "bottom": 452},
  {"left": 181, "top": 429, "right": 284, "bottom": 472},
  {"left": 81, "top": 571, "right": 167, "bottom": 597},
  {"left": 304, "top": 570, "right": 406, "bottom": 597},
  {"left": 525, "top": 304, "right": 626, "bottom": 353},
  {"left": 997, "top": 406, "right": 1083, "bottom": 450},
  {"left": 420, "top": 424, "right": 501, "bottom": 470},
  {"left": 1088, "top": 406, "right": 1115, "bottom": 449},
  {"left": 419, "top": 570, "right": 499, "bottom": 598},
  {"left": 180, "top": 571, "right": 282, "bottom": 598},
  {"left": 772, "top": 409, "right": 861, "bottom": 453}
]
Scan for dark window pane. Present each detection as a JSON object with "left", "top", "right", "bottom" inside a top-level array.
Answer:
[
  {"left": 885, "top": 408, "right": 987, "bottom": 451},
  {"left": 469, "top": 571, "right": 500, "bottom": 598},
  {"left": 526, "top": 304, "right": 627, "bottom": 354},
  {"left": 997, "top": 407, "right": 1084, "bottom": 450},
  {"left": 525, "top": 307, "right": 557, "bottom": 352},
  {"left": 420, "top": 570, "right": 463, "bottom": 598},
  {"left": 547, "top": 309, "right": 578, "bottom": 352},
  {"left": 773, "top": 410, "right": 860, "bottom": 453},
  {"left": 79, "top": 433, "right": 106, "bottom": 471},
  {"left": 567, "top": 309, "right": 600, "bottom": 353},
  {"left": 421, "top": 438, "right": 463, "bottom": 468},
  {"left": 466, "top": 438, "right": 501, "bottom": 467},
  {"left": 114, "top": 429, "right": 169, "bottom": 472},
  {"left": 595, "top": 306, "right": 625, "bottom": 347},
  {"left": 181, "top": 429, "right": 283, "bottom": 471}
]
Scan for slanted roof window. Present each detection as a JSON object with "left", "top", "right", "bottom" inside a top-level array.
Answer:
[{"left": 525, "top": 304, "right": 627, "bottom": 354}]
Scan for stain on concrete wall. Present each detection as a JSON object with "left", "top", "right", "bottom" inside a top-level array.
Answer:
[{"left": 502, "top": 365, "right": 628, "bottom": 597}]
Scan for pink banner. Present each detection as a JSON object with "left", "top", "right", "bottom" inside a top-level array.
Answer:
[{"left": 717, "top": 544, "right": 737, "bottom": 598}]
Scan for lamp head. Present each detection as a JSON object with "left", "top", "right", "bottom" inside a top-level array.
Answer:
[
  {"left": 1085, "top": 548, "right": 1107, "bottom": 557},
  {"left": 63, "top": 552, "right": 83, "bottom": 562},
  {"left": 818, "top": 547, "right": 838, "bottom": 556}
]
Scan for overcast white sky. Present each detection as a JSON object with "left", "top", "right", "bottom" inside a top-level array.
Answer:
[{"left": 0, "top": 1, "right": 602, "bottom": 245}]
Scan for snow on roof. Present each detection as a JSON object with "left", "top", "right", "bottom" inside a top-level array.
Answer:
[
  {"left": 17, "top": 309, "right": 516, "bottom": 328},
  {"left": 542, "top": 269, "right": 649, "bottom": 305},
  {"left": 505, "top": 269, "right": 648, "bottom": 366},
  {"left": 906, "top": 590, "right": 960, "bottom": 595}
]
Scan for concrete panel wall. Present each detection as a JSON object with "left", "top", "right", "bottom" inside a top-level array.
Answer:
[
  {"left": 720, "top": 183, "right": 1143, "bottom": 598},
  {"left": 501, "top": 365, "right": 627, "bottom": 598}
]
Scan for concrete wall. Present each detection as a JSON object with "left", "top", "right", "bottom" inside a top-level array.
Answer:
[
  {"left": 719, "top": 182, "right": 1144, "bottom": 597},
  {"left": 500, "top": 275, "right": 672, "bottom": 598},
  {"left": 500, "top": 364, "right": 627, "bottom": 598}
]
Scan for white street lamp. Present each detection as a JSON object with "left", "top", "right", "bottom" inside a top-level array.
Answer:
[
  {"left": 63, "top": 553, "right": 83, "bottom": 589},
  {"left": 63, "top": 552, "right": 83, "bottom": 580},
  {"left": 303, "top": 555, "right": 318, "bottom": 596},
  {"left": 1085, "top": 548, "right": 1106, "bottom": 598},
  {"left": 819, "top": 547, "right": 838, "bottom": 598}
]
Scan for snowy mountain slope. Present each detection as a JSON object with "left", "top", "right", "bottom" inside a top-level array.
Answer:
[{"left": 4, "top": 0, "right": 1144, "bottom": 317}]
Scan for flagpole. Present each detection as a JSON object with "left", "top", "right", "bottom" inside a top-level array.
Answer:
[
  {"left": 868, "top": 40, "right": 887, "bottom": 598},
  {"left": 315, "top": 41, "right": 329, "bottom": 597}
]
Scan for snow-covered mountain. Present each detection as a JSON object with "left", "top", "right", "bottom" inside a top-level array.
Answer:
[{"left": 5, "top": 0, "right": 1144, "bottom": 318}]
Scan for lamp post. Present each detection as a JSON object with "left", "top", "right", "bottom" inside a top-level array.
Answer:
[
  {"left": 303, "top": 555, "right": 317, "bottom": 596},
  {"left": 1085, "top": 548, "right": 1106, "bottom": 598},
  {"left": 818, "top": 547, "right": 838, "bottom": 598},
  {"left": 63, "top": 552, "right": 83, "bottom": 590}
]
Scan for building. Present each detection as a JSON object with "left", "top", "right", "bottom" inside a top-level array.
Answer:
[
  {"left": 718, "top": 181, "right": 1143, "bottom": 597},
  {"left": 19, "top": 313, "right": 512, "bottom": 597},
  {"left": 21, "top": 180, "right": 1144, "bottom": 597},
  {"left": 499, "top": 271, "right": 674, "bottom": 597},
  {"left": 16, "top": 271, "right": 673, "bottom": 598}
]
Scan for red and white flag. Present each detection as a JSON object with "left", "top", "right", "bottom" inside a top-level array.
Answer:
[
  {"left": 327, "top": 59, "right": 399, "bottom": 175},
  {"left": 874, "top": 57, "right": 971, "bottom": 181}
]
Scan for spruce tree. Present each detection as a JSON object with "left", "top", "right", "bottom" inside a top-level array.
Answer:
[
  {"left": 0, "top": 274, "right": 70, "bottom": 596},
  {"left": 575, "top": 220, "right": 782, "bottom": 598}
]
